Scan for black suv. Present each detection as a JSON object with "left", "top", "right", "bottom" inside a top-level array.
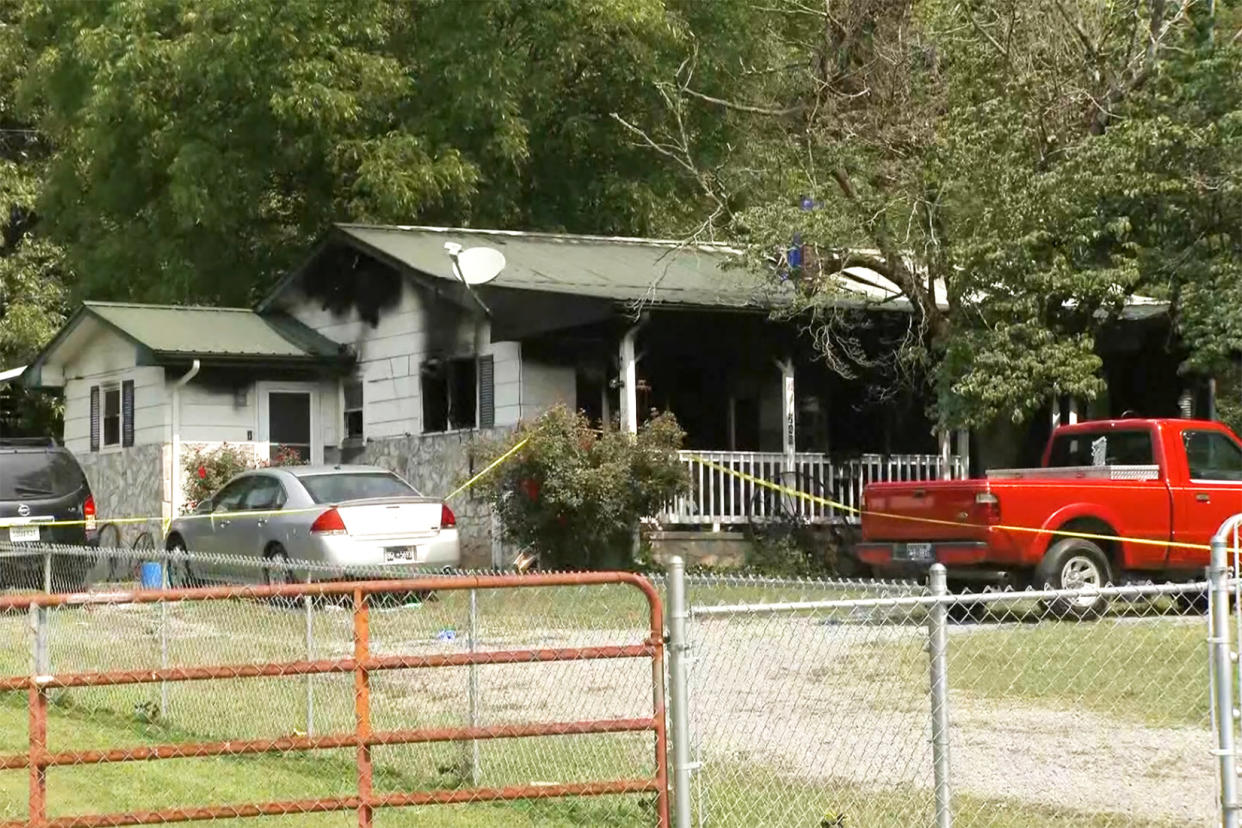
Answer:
[{"left": 0, "top": 438, "right": 97, "bottom": 587}]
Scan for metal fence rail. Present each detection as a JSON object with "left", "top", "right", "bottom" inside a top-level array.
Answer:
[{"left": 0, "top": 550, "right": 669, "bottom": 827}]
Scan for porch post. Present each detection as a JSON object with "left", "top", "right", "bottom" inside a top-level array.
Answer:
[
  {"left": 1067, "top": 397, "right": 1079, "bottom": 425},
  {"left": 776, "top": 358, "right": 796, "bottom": 475},
  {"left": 956, "top": 428, "right": 969, "bottom": 478},
  {"left": 938, "top": 429, "right": 951, "bottom": 480},
  {"left": 620, "top": 323, "right": 642, "bottom": 435}
]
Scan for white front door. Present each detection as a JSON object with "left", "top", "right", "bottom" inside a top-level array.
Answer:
[{"left": 257, "top": 383, "right": 322, "bottom": 464}]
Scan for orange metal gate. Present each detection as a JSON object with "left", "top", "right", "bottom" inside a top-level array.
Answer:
[{"left": 0, "top": 573, "right": 669, "bottom": 828}]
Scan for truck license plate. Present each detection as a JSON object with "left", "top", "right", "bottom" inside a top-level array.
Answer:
[
  {"left": 385, "top": 546, "right": 416, "bottom": 562},
  {"left": 7, "top": 525, "right": 39, "bottom": 543},
  {"left": 903, "top": 543, "right": 934, "bottom": 563}
]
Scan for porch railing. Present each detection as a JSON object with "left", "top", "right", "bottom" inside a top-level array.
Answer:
[{"left": 660, "top": 450, "right": 967, "bottom": 528}]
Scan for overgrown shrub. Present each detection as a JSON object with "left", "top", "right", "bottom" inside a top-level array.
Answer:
[
  {"left": 474, "top": 406, "right": 689, "bottom": 570},
  {"left": 182, "top": 443, "right": 302, "bottom": 511}
]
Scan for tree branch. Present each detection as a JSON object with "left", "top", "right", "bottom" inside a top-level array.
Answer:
[{"left": 680, "top": 86, "right": 805, "bottom": 117}]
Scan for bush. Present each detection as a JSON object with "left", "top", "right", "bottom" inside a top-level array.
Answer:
[
  {"left": 474, "top": 406, "right": 689, "bottom": 570},
  {"left": 182, "top": 443, "right": 302, "bottom": 512}
]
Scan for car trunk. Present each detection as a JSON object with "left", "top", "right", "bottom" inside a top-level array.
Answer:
[
  {"left": 862, "top": 480, "right": 991, "bottom": 542},
  {"left": 335, "top": 498, "right": 445, "bottom": 540}
]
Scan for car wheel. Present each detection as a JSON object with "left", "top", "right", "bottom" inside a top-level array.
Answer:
[
  {"left": 165, "top": 536, "right": 195, "bottom": 588},
  {"left": 1036, "top": 538, "right": 1112, "bottom": 620},
  {"left": 263, "top": 545, "right": 301, "bottom": 607}
]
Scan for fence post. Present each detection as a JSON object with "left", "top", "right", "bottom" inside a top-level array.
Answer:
[
  {"left": 1211, "top": 534, "right": 1239, "bottom": 828},
  {"left": 305, "top": 571, "right": 315, "bottom": 738},
  {"left": 467, "top": 587, "right": 480, "bottom": 786},
  {"left": 42, "top": 547, "right": 52, "bottom": 594},
  {"left": 927, "top": 563, "right": 953, "bottom": 828},
  {"left": 666, "top": 556, "right": 693, "bottom": 828},
  {"left": 159, "top": 561, "right": 169, "bottom": 720}
]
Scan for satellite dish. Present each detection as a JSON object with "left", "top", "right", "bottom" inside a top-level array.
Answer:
[{"left": 445, "top": 243, "right": 505, "bottom": 286}]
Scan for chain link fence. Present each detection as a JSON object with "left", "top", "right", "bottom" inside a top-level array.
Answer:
[
  {"left": 0, "top": 542, "right": 1231, "bottom": 826},
  {"left": 670, "top": 563, "right": 1216, "bottom": 828}
]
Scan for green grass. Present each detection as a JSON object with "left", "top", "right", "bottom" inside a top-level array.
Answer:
[
  {"left": 0, "top": 582, "right": 1215, "bottom": 826},
  {"left": 943, "top": 614, "right": 1210, "bottom": 728},
  {"left": 0, "top": 699, "right": 1183, "bottom": 828}
]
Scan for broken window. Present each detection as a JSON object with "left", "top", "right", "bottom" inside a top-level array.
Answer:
[
  {"left": 343, "top": 379, "right": 364, "bottom": 443},
  {"left": 421, "top": 357, "right": 477, "bottom": 433}
]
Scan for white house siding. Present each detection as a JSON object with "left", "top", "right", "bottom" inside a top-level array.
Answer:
[
  {"left": 281, "top": 280, "right": 521, "bottom": 440},
  {"left": 520, "top": 359, "right": 576, "bottom": 421},
  {"left": 490, "top": 341, "right": 522, "bottom": 426},
  {"left": 178, "top": 381, "right": 256, "bottom": 443},
  {"left": 62, "top": 327, "right": 168, "bottom": 454}
]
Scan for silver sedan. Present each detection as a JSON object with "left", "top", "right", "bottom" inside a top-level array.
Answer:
[{"left": 164, "top": 465, "right": 460, "bottom": 585}]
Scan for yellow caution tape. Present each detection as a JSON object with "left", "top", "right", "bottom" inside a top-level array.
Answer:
[
  {"left": 11, "top": 440, "right": 530, "bottom": 536},
  {"left": 687, "top": 455, "right": 1221, "bottom": 554},
  {"left": 444, "top": 438, "right": 530, "bottom": 502}
]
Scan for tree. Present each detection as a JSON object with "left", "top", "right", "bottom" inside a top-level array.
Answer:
[
  {"left": 6, "top": 0, "right": 750, "bottom": 308},
  {"left": 0, "top": 0, "right": 68, "bottom": 434},
  {"left": 628, "top": 0, "right": 1224, "bottom": 428}
]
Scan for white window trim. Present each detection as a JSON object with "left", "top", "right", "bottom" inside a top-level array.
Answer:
[
  {"left": 342, "top": 378, "right": 365, "bottom": 444},
  {"left": 256, "top": 382, "right": 322, "bottom": 465},
  {"left": 100, "top": 382, "right": 124, "bottom": 452}
]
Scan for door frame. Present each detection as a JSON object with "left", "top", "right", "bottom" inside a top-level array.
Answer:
[{"left": 256, "top": 382, "right": 322, "bottom": 465}]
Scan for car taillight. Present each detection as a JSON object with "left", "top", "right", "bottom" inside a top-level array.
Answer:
[
  {"left": 441, "top": 503, "right": 456, "bottom": 529},
  {"left": 974, "top": 491, "right": 1001, "bottom": 524},
  {"left": 84, "top": 495, "right": 97, "bottom": 532},
  {"left": 310, "top": 508, "right": 347, "bottom": 535}
]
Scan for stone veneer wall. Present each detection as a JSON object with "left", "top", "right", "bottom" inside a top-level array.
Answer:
[
  {"left": 360, "top": 429, "right": 513, "bottom": 569},
  {"left": 77, "top": 444, "right": 167, "bottom": 547}
]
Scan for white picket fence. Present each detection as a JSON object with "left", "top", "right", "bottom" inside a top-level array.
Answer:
[{"left": 660, "top": 450, "right": 967, "bottom": 527}]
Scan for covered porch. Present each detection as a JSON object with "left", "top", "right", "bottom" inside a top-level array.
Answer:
[{"left": 523, "top": 308, "right": 969, "bottom": 529}]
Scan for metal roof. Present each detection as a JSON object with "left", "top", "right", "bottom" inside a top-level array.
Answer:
[
  {"left": 81, "top": 302, "right": 342, "bottom": 359},
  {"left": 313, "top": 225, "right": 1168, "bottom": 319},
  {"left": 333, "top": 224, "right": 781, "bottom": 309}
]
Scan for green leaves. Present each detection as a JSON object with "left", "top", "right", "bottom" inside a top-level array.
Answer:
[{"left": 474, "top": 406, "right": 689, "bottom": 571}]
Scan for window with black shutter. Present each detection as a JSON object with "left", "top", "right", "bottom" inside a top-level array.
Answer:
[
  {"left": 121, "top": 380, "right": 135, "bottom": 447},
  {"left": 421, "top": 357, "right": 478, "bottom": 433},
  {"left": 89, "top": 386, "right": 101, "bottom": 452},
  {"left": 102, "top": 386, "right": 121, "bottom": 447}
]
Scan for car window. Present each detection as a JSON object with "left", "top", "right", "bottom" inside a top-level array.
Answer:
[
  {"left": 299, "top": 472, "right": 418, "bottom": 504},
  {"left": 1184, "top": 431, "right": 1242, "bottom": 481},
  {"left": 242, "top": 477, "right": 285, "bottom": 511},
  {"left": 1049, "top": 431, "right": 1154, "bottom": 467},
  {"left": 212, "top": 478, "right": 255, "bottom": 513},
  {"left": 0, "top": 451, "right": 86, "bottom": 500}
]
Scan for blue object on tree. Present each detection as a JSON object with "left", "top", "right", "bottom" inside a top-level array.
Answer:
[{"left": 787, "top": 232, "right": 804, "bottom": 269}]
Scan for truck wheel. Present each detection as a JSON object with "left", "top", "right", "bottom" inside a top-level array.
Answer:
[{"left": 1036, "top": 538, "right": 1112, "bottom": 620}]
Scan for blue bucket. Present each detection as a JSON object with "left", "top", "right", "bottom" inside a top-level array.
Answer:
[{"left": 140, "top": 562, "right": 165, "bottom": 589}]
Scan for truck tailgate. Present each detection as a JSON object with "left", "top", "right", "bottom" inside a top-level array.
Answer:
[{"left": 862, "top": 480, "right": 991, "bottom": 541}]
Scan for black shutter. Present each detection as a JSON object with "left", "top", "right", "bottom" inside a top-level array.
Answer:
[
  {"left": 478, "top": 355, "right": 495, "bottom": 429},
  {"left": 121, "top": 380, "right": 135, "bottom": 447},
  {"left": 89, "top": 386, "right": 101, "bottom": 452}
]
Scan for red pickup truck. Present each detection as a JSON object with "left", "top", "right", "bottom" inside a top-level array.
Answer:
[{"left": 857, "top": 418, "right": 1242, "bottom": 616}]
